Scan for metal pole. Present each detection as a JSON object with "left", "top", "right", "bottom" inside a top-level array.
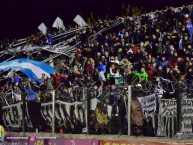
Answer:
[
  {"left": 83, "top": 87, "right": 86, "bottom": 100},
  {"left": 177, "top": 83, "right": 181, "bottom": 132},
  {"left": 18, "top": 85, "right": 26, "bottom": 135},
  {"left": 5, "top": 55, "right": 16, "bottom": 62},
  {"left": 127, "top": 85, "right": 131, "bottom": 136},
  {"left": 22, "top": 95, "right": 26, "bottom": 134},
  {"left": 52, "top": 90, "right": 55, "bottom": 133},
  {"left": 87, "top": 88, "right": 90, "bottom": 134}
]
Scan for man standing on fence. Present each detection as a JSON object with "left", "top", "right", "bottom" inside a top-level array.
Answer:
[{"left": 0, "top": 125, "right": 4, "bottom": 145}]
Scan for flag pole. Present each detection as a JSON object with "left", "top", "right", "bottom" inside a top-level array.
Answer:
[
  {"left": 52, "top": 90, "right": 55, "bottom": 133},
  {"left": 128, "top": 85, "right": 131, "bottom": 136}
]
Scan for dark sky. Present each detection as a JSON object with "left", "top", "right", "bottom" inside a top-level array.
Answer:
[{"left": 0, "top": 0, "right": 192, "bottom": 39}]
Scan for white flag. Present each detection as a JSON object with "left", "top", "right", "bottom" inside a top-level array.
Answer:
[
  {"left": 73, "top": 15, "right": 87, "bottom": 27},
  {"left": 52, "top": 17, "right": 65, "bottom": 30},
  {"left": 38, "top": 23, "right": 47, "bottom": 35}
]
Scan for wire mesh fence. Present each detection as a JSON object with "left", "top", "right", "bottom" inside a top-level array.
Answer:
[{"left": 1, "top": 77, "right": 193, "bottom": 137}]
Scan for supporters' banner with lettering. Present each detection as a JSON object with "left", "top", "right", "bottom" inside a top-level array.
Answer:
[
  {"left": 89, "top": 97, "right": 115, "bottom": 134},
  {"left": 100, "top": 140, "right": 192, "bottom": 145},
  {"left": 1, "top": 94, "right": 111, "bottom": 134},
  {"left": 131, "top": 93, "right": 156, "bottom": 136},
  {"left": 2, "top": 99, "right": 87, "bottom": 133},
  {"left": 181, "top": 99, "right": 193, "bottom": 133},
  {"left": 137, "top": 93, "right": 156, "bottom": 118},
  {"left": 157, "top": 99, "right": 177, "bottom": 137},
  {"left": 40, "top": 100, "right": 87, "bottom": 133},
  {"left": 2, "top": 102, "right": 33, "bottom": 131}
]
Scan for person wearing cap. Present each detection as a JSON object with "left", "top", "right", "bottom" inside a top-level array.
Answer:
[{"left": 184, "top": 14, "right": 191, "bottom": 27}]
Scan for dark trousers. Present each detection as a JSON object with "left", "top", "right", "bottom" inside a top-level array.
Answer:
[{"left": 119, "top": 114, "right": 128, "bottom": 135}]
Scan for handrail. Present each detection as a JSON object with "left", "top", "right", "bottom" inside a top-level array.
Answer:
[
  {"left": 99, "top": 21, "right": 122, "bottom": 33},
  {"left": 88, "top": 21, "right": 123, "bottom": 45},
  {"left": 141, "top": 4, "right": 193, "bottom": 17},
  {"left": 0, "top": 50, "right": 7, "bottom": 57},
  {"left": 53, "top": 27, "right": 86, "bottom": 39},
  {"left": 4, "top": 55, "right": 16, "bottom": 62},
  {"left": 6, "top": 4, "right": 193, "bottom": 50},
  {"left": 11, "top": 27, "right": 85, "bottom": 49},
  {"left": 12, "top": 40, "right": 26, "bottom": 48},
  {"left": 42, "top": 53, "right": 61, "bottom": 63},
  {"left": 53, "top": 36, "right": 76, "bottom": 47},
  {"left": 53, "top": 32, "right": 75, "bottom": 42},
  {"left": 42, "top": 41, "right": 81, "bottom": 62},
  {"left": 90, "top": 21, "right": 122, "bottom": 39},
  {"left": 28, "top": 50, "right": 40, "bottom": 56}
]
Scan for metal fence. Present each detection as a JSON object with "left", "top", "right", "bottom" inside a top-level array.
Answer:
[{"left": 1, "top": 77, "right": 193, "bottom": 138}]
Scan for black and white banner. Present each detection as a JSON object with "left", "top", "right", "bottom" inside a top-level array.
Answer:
[
  {"left": 137, "top": 93, "right": 156, "bottom": 118},
  {"left": 157, "top": 99, "right": 177, "bottom": 137},
  {"left": 1, "top": 98, "right": 108, "bottom": 133},
  {"left": 180, "top": 99, "right": 193, "bottom": 133},
  {"left": 130, "top": 93, "right": 157, "bottom": 136},
  {"left": 40, "top": 100, "right": 87, "bottom": 133},
  {"left": 2, "top": 102, "right": 33, "bottom": 130}
]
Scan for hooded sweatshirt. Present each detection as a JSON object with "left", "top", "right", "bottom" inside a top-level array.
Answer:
[{"left": 133, "top": 67, "right": 148, "bottom": 81}]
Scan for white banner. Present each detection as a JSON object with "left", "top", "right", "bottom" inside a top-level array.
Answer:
[
  {"left": 159, "top": 99, "right": 177, "bottom": 117},
  {"left": 137, "top": 93, "right": 156, "bottom": 118},
  {"left": 157, "top": 99, "right": 177, "bottom": 137},
  {"left": 181, "top": 99, "right": 193, "bottom": 133},
  {"left": 2, "top": 102, "right": 33, "bottom": 129}
]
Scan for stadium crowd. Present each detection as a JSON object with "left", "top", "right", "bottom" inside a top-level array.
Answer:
[{"left": 1, "top": 4, "right": 193, "bottom": 136}]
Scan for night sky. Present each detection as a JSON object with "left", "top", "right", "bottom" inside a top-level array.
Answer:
[{"left": 0, "top": 0, "right": 192, "bottom": 39}]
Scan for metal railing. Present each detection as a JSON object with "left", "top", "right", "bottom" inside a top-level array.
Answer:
[
  {"left": 88, "top": 20, "right": 123, "bottom": 45},
  {"left": 42, "top": 41, "right": 81, "bottom": 62},
  {"left": 1, "top": 76, "right": 193, "bottom": 135}
]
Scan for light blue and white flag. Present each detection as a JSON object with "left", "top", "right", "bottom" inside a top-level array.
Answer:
[{"left": 0, "top": 58, "right": 56, "bottom": 82}]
